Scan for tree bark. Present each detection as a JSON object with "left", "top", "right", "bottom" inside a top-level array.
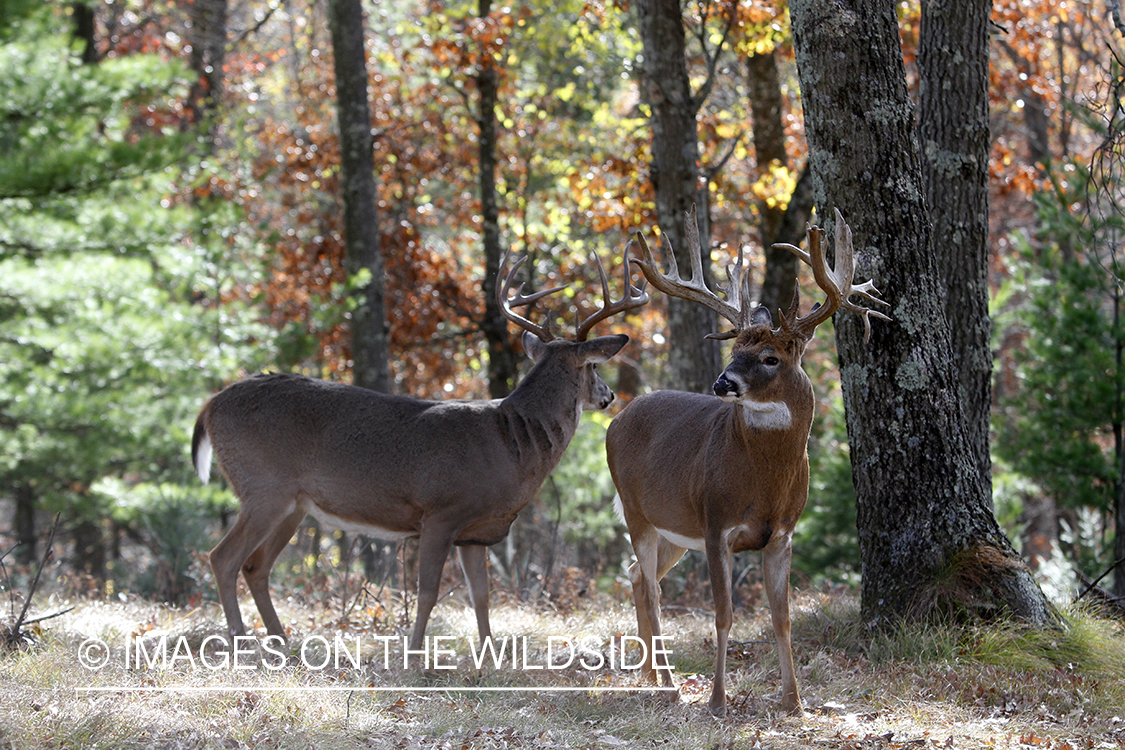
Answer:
[
  {"left": 635, "top": 0, "right": 721, "bottom": 393},
  {"left": 919, "top": 0, "right": 993, "bottom": 485},
  {"left": 758, "top": 166, "right": 815, "bottom": 318},
  {"left": 789, "top": 0, "right": 1055, "bottom": 625},
  {"left": 14, "top": 483, "right": 36, "bottom": 565},
  {"left": 477, "top": 0, "right": 521, "bottom": 398},
  {"left": 747, "top": 51, "right": 813, "bottom": 319},
  {"left": 72, "top": 1, "right": 97, "bottom": 64},
  {"left": 186, "top": 0, "right": 228, "bottom": 136},
  {"left": 328, "top": 0, "right": 390, "bottom": 393}
]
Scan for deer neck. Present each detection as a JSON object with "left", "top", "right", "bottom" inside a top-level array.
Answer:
[
  {"left": 729, "top": 372, "right": 814, "bottom": 450},
  {"left": 497, "top": 366, "right": 582, "bottom": 470}
]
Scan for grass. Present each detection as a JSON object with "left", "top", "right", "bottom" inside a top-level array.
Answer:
[{"left": 2, "top": 586, "right": 1124, "bottom": 749}]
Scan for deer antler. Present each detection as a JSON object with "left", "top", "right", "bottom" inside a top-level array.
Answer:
[
  {"left": 575, "top": 240, "right": 651, "bottom": 342},
  {"left": 772, "top": 208, "right": 891, "bottom": 343},
  {"left": 499, "top": 242, "right": 650, "bottom": 343},
  {"left": 632, "top": 205, "right": 752, "bottom": 340},
  {"left": 497, "top": 251, "right": 568, "bottom": 342}
]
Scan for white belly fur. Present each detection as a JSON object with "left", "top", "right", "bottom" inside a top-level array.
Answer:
[
  {"left": 655, "top": 527, "right": 705, "bottom": 552},
  {"left": 306, "top": 504, "right": 416, "bottom": 541}
]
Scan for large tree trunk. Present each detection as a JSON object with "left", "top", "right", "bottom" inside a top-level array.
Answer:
[
  {"left": 919, "top": 0, "right": 993, "bottom": 485},
  {"left": 477, "top": 0, "right": 520, "bottom": 398},
  {"left": 635, "top": 0, "right": 721, "bottom": 393},
  {"left": 328, "top": 0, "right": 390, "bottom": 394},
  {"left": 789, "top": 0, "right": 1055, "bottom": 625}
]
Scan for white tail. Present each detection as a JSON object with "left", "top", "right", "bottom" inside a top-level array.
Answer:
[
  {"left": 606, "top": 208, "right": 888, "bottom": 716},
  {"left": 194, "top": 243, "right": 648, "bottom": 649}
]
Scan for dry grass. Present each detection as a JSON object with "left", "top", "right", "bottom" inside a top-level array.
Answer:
[{"left": 2, "top": 587, "right": 1124, "bottom": 749}]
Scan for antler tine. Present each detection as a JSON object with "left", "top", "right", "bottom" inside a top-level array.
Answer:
[
  {"left": 772, "top": 208, "right": 892, "bottom": 343},
  {"left": 497, "top": 249, "right": 568, "bottom": 342},
  {"left": 631, "top": 205, "right": 748, "bottom": 339},
  {"left": 575, "top": 239, "right": 651, "bottom": 342}
]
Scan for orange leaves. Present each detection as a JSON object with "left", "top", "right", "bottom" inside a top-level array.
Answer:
[{"left": 423, "top": 1, "right": 530, "bottom": 82}]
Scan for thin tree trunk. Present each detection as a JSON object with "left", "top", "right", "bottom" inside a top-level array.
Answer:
[
  {"left": 759, "top": 166, "right": 814, "bottom": 317},
  {"left": 635, "top": 0, "right": 721, "bottom": 393},
  {"left": 328, "top": 0, "right": 390, "bottom": 394},
  {"left": 918, "top": 0, "right": 993, "bottom": 489},
  {"left": 186, "top": 0, "right": 228, "bottom": 138},
  {"left": 1115, "top": 290, "right": 1125, "bottom": 597},
  {"left": 477, "top": 0, "right": 520, "bottom": 398},
  {"left": 14, "top": 483, "right": 36, "bottom": 565},
  {"left": 748, "top": 50, "right": 810, "bottom": 318},
  {"left": 72, "top": 1, "right": 97, "bottom": 63},
  {"left": 789, "top": 0, "right": 1055, "bottom": 626}
]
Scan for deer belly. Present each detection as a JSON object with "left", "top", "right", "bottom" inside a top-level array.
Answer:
[
  {"left": 654, "top": 527, "right": 705, "bottom": 552},
  {"left": 653, "top": 524, "right": 767, "bottom": 553},
  {"left": 306, "top": 505, "right": 417, "bottom": 541}
]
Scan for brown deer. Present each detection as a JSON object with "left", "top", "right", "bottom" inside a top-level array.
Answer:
[
  {"left": 606, "top": 208, "right": 889, "bottom": 716},
  {"left": 192, "top": 244, "right": 648, "bottom": 651}
]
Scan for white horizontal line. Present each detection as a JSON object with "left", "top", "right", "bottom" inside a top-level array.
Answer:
[{"left": 77, "top": 686, "right": 678, "bottom": 694}]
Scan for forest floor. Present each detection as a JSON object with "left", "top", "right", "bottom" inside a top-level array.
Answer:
[{"left": 1, "top": 584, "right": 1124, "bottom": 749}]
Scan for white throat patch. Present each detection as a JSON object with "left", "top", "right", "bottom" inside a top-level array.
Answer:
[{"left": 737, "top": 399, "right": 792, "bottom": 431}]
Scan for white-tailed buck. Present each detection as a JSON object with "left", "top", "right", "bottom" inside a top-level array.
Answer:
[
  {"left": 607, "top": 208, "right": 889, "bottom": 716},
  {"left": 193, "top": 244, "right": 648, "bottom": 650}
]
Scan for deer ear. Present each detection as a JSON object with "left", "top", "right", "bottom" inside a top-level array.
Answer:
[
  {"left": 751, "top": 306, "right": 774, "bottom": 328},
  {"left": 578, "top": 333, "right": 628, "bottom": 365},
  {"left": 523, "top": 330, "right": 548, "bottom": 362}
]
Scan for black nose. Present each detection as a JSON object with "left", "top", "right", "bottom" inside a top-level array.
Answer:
[{"left": 713, "top": 374, "right": 736, "bottom": 397}]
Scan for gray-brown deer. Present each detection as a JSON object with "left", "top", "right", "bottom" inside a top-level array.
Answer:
[
  {"left": 192, "top": 244, "right": 648, "bottom": 650},
  {"left": 606, "top": 208, "right": 889, "bottom": 716}
]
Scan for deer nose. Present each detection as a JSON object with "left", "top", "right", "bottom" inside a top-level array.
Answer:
[{"left": 713, "top": 374, "right": 738, "bottom": 397}]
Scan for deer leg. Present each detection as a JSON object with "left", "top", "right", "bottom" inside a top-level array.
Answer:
[
  {"left": 763, "top": 531, "right": 802, "bottom": 715},
  {"left": 651, "top": 537, "right": 686, "bottom": 676},
  {"left": 209, "top": 498, "right": 291, "bottom": 639},
  {"left": 407, "top": 524, "right": 456, "bottom": 654},
  {"left": 630, "top": 527, "right": 672, "bottom": 688},
  {"left": 457, "top": 544, "right": 491, "bottom": 643},
  {"left": 243, "top": 507, "right": 306, "bottom": 639},
  {"left": 705, "top": 533, "right": 734, "bottom": 717}
]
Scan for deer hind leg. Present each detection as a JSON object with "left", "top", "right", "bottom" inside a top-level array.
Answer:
[
  {"left": 407, "top": 523, "right": 457, "bottom": 654},
  {"left": 457, "top": 544, "right": 491, "bottom": 644},
  {"left": 629, "top": 526, "right": 678, "bottom": 689},
  {"left": 209, "top": 495, "right": 295, "bottom": 639},
  {"left": 651, "top": 536, "right": 686, "bottom": 679},
  {"left": 704, "top": 533, "right": 734, "bottom": 717},
  {"left": 763, "top": 531, "right": 802, "bottom": 715},
  {"left": 242, "top": 506, "right": 306, "bottom": 639}
]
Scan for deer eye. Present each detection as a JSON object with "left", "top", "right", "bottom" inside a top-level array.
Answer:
[{"left": 764, "top": 356, "right": 780, "bottom": 367}]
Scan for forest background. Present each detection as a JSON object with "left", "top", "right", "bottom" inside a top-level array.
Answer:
[{"left": 2, "top": 0, "right": 1124, "bottom": 628}]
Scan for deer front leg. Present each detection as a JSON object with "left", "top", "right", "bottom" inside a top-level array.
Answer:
[
  {"left": 705, "top": 532, "right": 734, "bottom": 717},
  {"left": 457, "top": 544, "right": 491, "bottom": 643},
  {"left": 763, "top": 531, "right": 803, "bottom": 715},
  {"left": 408, "top": 524, "right": 457, "bottom": 654}
]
